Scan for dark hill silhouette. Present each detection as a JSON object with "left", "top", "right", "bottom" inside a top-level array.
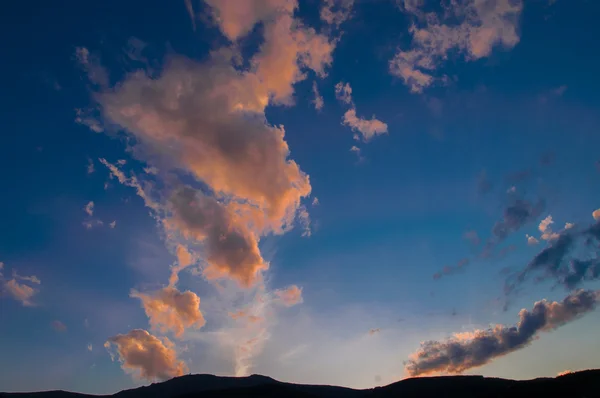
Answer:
[{"left": 2, "top": 369, "right": 599, "bottom": 398}]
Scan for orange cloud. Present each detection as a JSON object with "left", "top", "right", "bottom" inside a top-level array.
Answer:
[
  {"left": 391, "top": 0, "right": 522, "bottom": 93},
  {"left": 168, "top": 244, "right": 195, "bottom": 287},
  {"left": 166, "top": 187, "right": 268, "bottom": 287},
  {"left": 320, "top": 0, "right": 354, "bottom": 27},
  {"left": 342, "top": 108, "right": 388, "bottom": 141},
  {"left": 51, "top": 320, "right": 67, "bottom": 332},
  {"left": 204, "top": 0, "right": 297, "bottom": 42},
  {"left": 105, "top": 329, "right": 187, "bottom": 381},
  {"left": 0, "top": 275, "right": 39, "bottom": 307},
  {"left": 593, "top": 208, "right": 600, "bottom": 221},
  {"left": 131, "top": 286, "right": 205, "bottom": 339},
  {"left": 274, "top": 285, "right": 303, "bottom": 307}
]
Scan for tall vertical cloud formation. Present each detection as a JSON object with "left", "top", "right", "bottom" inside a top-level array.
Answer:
[
  {"left": 391, "top": 0, "right": 523, "bottom": 93},
  {"left": 105, "top": 329, "right": 187, "bottom": 381},
  {"left": 131, "top": 286, "right": 205, "bottom": 339},
  {"left": 405, "top": 289, "right": 600, "bottom": 376}
]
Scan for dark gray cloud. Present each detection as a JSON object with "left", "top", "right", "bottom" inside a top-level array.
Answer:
[
  {"left": 476, "top": 171, "right": 493, "bottom": 195},
  {"left": 506, "top": 221, "right": 600, "bottom": 294},
  {"left": 492, "top": 199, "right": 545, "bottom": 240},
  {"left": 405, "top": 289, "right": 600, "bottom": 376},
  {"left": 433, "top": 258, "right": 469, "bottom": 280}
]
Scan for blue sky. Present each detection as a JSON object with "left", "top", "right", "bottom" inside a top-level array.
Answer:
[{"left": 1, "top": 0, "right": 600, "bottom": 393}]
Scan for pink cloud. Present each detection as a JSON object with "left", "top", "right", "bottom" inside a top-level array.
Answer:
[
  {"left": 105, "top": 329, "right": 187, "bottom": 381},
  {"left": 274, "top": 285, "right": 303, "bottom": 307}
]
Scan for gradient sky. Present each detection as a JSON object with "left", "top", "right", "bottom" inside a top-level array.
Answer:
[{"left": 2, "top": 0, "right": 600, "bottom": 394}]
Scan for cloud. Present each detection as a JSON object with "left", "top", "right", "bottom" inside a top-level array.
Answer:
[
  {"left": 184, "top": 0, "right": 196, "bottom": 31},
  {"left": 565, "top": 222, "right": 575, "bottom": 230},
  {"left": 312, "top": 197, "right": 319, "bottom": 206},
  {"left": 109, "top": 220, "right": 116, "bottom": 228},
  {"left": 335, "top": 82, "right": 353, "bottom": 105},
  {"left": 274, "top": 285, "right": 303, "bottom": 307},
  {"left": 105, "top": 329, "right": 187, "bottom": 381},
  {"left": 204, "top": 0, "right": 297, "bottom": 42},
  {"left": 526, "top": 234, "right": 539, "bottom": 245},
  {"left": 51, "top": 320, "right": 67, "bottom": 332},
  {"left": 433, "top": 258, "right": 469, "bottom": 280},
  {"left": 131, "top": 286, "right": 205, "bottom": 339},
  {"left": 557, "top": 369, "right": 573, "bottom": 376},
  {"left": 2, "top": 279, "right": 38, "bottom": 306},
  {"left": 539, "top": 215, "right": 560, "bottom": 241},
  {"left": 87, "top": 158, "right": 95, "bottom": 174},
  {"left": 593, "top": 209, "right": 600, "bottom": 221},
  {"left": 166, "top": 186, "right": 267, "bottom": 287},
  {"left": 369, "top": 328, "right": 381, "bottom": 335},
  {"left": 391, "top": 0, "right": 523, "bottom": 93},
  {"left": 320, "top": 0, "right": 354, "bottom": 27},
  {"left": 1, "top": 265, "right": 40, "bottom": 307},
  {"left": 75, "top": 47, "right": 109, "bottom": 87},
  {"left": 492, "top": 199, "right": 545, "bottom": 241},
  {"left": 349, "top": 145, "right": 364, "bottom": 162},
  {"left": 463, "top": 230, "right": 481, "bottom": 246},
  {"left": 508, "top": 221, "right": 600, "bottom": 292},
  {"left": 405, "top": 289, "right": 600, "bottom": 376},
  {"left": 87, "top": 344, "right": 93, "bottom": 352},
  {"left": 312, "top": 81, "right": 324, "bottom": 111},
  {"left": 84, "top": 201, "right": 94, "bottom": 216},
  {"left": 476, "top": 171, "right": 493, "bottom": 194},
  {"left": 82, "top": 219, "right": 104, "bottom": 230},
  {"left": 342, "top": 109, "right": 388, "bottom": 142},
  {"left": 297, "top": 206, "right": 312, "bottom": 237}
]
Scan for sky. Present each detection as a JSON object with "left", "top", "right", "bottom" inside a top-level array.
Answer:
[{"left": 1, "top": 0, "right": 600, "bottom": 394}]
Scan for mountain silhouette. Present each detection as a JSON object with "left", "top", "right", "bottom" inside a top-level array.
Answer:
[{"left": 2, "top": 369, "right": 599, "bottom": 398}]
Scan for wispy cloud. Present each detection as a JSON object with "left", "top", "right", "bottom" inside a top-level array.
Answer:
[
  {"left": 335, "top": 82, "right": 388, "bottom": 141},
  {"left": 312, "top": 81, "right": 324, "bottom": 111},
  {"left": 320, "top": 0, "right": 354, "bottom": 27},
  {"left": 51, "top": 320, "right": 67, "bottom": 332},
  {"left": 391, "top": 0, "right": 523, "bottom": 93}
]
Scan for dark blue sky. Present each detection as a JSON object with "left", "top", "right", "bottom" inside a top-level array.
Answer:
[{"left": 1, "top": 0, "right": 600, "bottom": 393}]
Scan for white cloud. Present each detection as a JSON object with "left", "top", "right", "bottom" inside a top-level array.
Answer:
[{"left": 84, "top": 201, "right": 94, "bottom": 216}]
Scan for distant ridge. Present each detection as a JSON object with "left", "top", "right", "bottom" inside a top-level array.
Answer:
[{"left": 2, "top": 369, "right": 599, "bottom": 398}]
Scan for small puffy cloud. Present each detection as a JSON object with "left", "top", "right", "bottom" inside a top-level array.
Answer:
[
  {"left": 593, "top": 209, "right": 600, "bottom": 221},
  {"left": 526, "top": 234, "right": 539, "bottom": 246},
  {"left": 274, "top": 285, "right": 303, "bottom": 307},
  {"left": 105, "top": 329, "right": 187, "bottom": 381},
  {"left": 335, "top": 82, "right": 353, "bottom": 105},
  {"left": 507, "top": 186, "right": 516, "bottom": 193},
  {"left": 109, "top": 221, "right": 116, "bottom": 228},
  {"left": 312, "top": 197, "right": 319, "bottom": 206},
  {"left": 391, "top": 0, "right": 523, "bottom": 93},
  {"left": 369, "top": 328, "right": 381, "bottom": 335},
  {"left": 320, "top": 0, "right": 354, "bottom": 27},
  {"left": 87, "top": 344, "right": 93, "bottom": 352},
  {"left": 312, "top": 81, "right": 324, "bottom": 111},
  {"left": 565, "top": 222, "right": 575, "bottom": 230},
  {"left": 539, "top": 215, "right": 560, "bottom": 241},
  {"left": 342, "top": 108, "right": 388, "bottom": 141},
  {"left": 51, "top": 320, "right": 67, "bottom": 332},
  {"left": 405, "top": 289, "right": 600, "bottom": 376},
  {"left": 84, "top": 201, "right": 94, "bottom": 216},
  {"left": 297, "top": 206, "right": 311, "bottom": 237},
  {"left": 349, "top": 145, "right": 364, "bottom": 162},
  {"left": 131, "top": 286, "right": 205, "bottom": 339}
]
